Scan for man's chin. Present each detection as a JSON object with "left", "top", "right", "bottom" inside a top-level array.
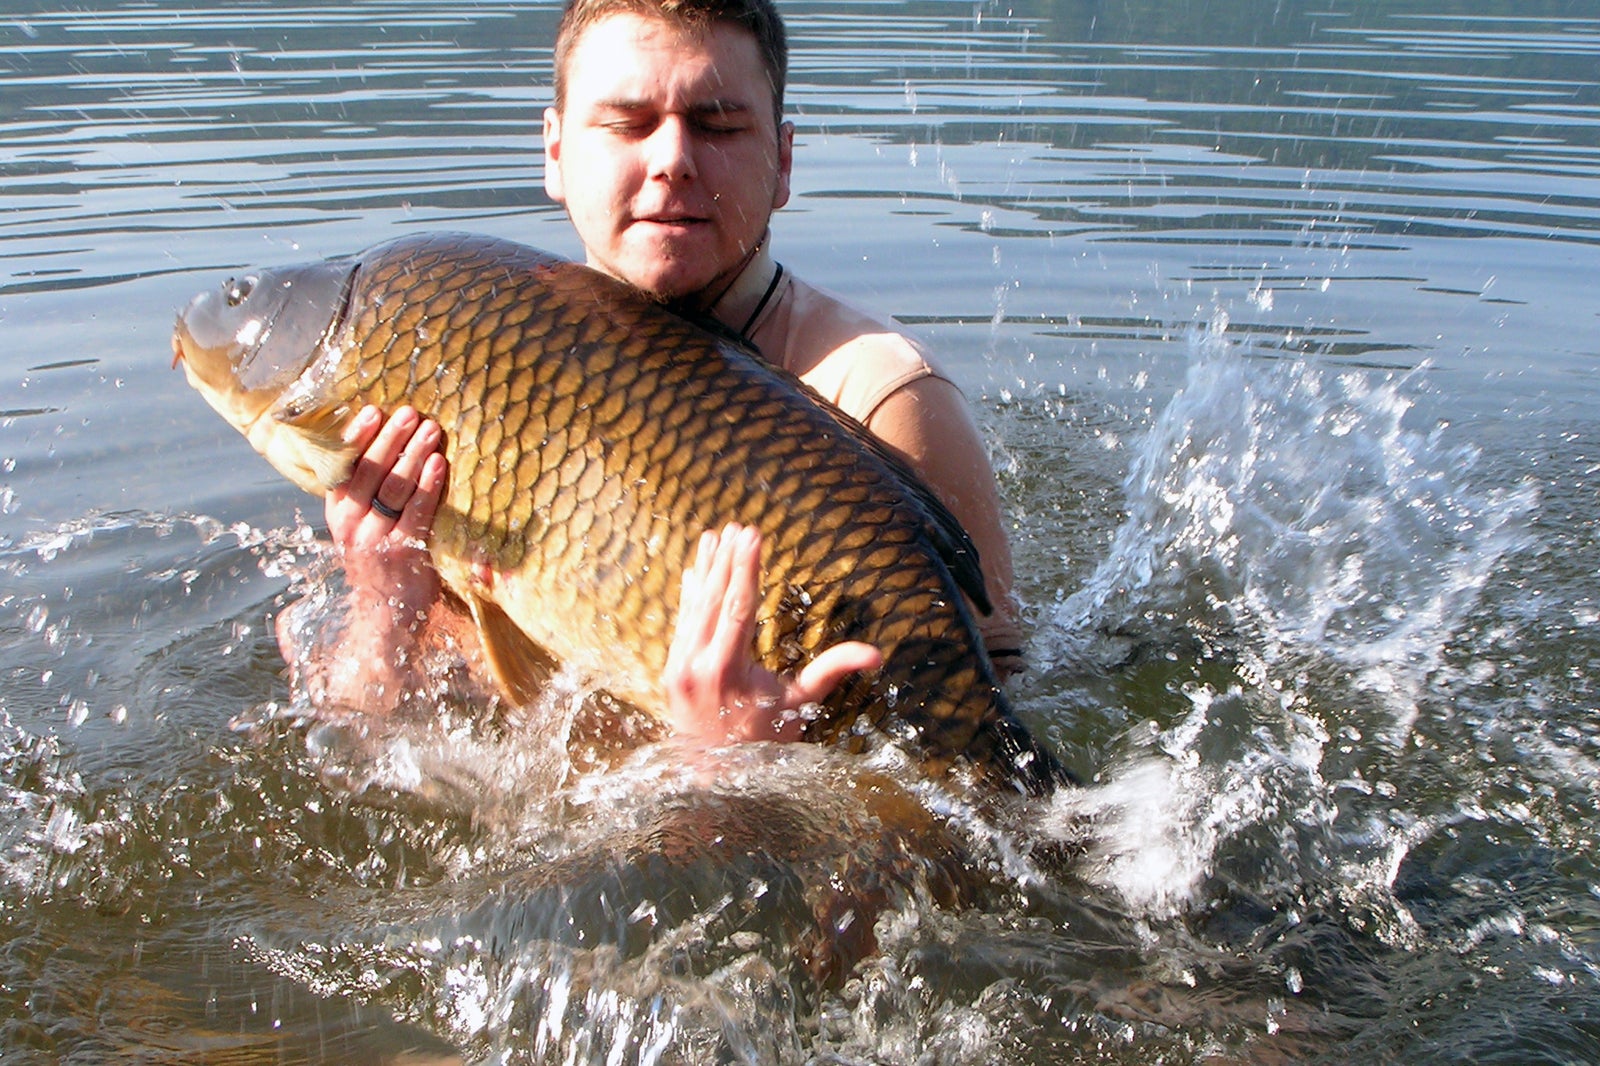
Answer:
[
  {"left": 620, "top": 262, "right": 719, "bottom": 304},
  {"left": 610, "top": 232, "right": 726, "bottom": 297}
]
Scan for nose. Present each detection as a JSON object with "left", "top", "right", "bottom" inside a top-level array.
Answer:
[{"left": 644, "top": 115, "right": 697, "bottom": 183}]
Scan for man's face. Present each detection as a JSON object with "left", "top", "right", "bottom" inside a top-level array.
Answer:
[{"left": 543, "top": 13, "right": 793, "bottom": 301}]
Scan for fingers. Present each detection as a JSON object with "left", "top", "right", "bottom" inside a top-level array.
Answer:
[
  {"left": 664, "top": 523, "right": 884, "bottom": 744},
  {"left": 671, "top": 528, "right": 721, "bottom": 659},
  {"left": 705, "top": 523, "right": 761, "bottom": 667},
  {"left": 665, "top": 523, "right": 762, "bottom": 740},
  {"left": 328, "top": 406, "right": 447, "bottom": 547},
  {"left": 347, "top": 405, "right": 428, "bottom": 514},
  {"left": 671, "top": 524, "right": 759, "bottom": 665},
  {"left": 789, "top": 641, "right": 883, "bottom": 710},
  {"left": 407, "top": 451, "right": 446, "bottom": 536}
]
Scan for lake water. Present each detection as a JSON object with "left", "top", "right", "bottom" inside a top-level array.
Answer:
[{"left": 3, "top": 0, "right": 1598, "bottom": 1062}]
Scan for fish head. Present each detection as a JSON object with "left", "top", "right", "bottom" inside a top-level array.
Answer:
[{"left": 173, "top": 256, "right": 359, "bottom": 494}]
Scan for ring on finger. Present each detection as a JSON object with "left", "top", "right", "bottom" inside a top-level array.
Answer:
[{"left": 371, "top": 497, "right": 403, "bottom": 520}]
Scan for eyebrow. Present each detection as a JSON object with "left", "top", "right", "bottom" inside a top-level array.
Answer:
[{"left": 593, "top": 97, "right": 754, "bottom": 118}]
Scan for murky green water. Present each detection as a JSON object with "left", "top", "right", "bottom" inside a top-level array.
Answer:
[{"left": 3, "top": 1, "right": 1598, "bottom": 1062}]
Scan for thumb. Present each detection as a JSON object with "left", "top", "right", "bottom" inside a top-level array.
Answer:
[{"left": 787, "top": 641, "right": 884, "bottom": 707}]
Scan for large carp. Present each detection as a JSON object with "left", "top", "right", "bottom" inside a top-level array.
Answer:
[{"left": 172, "top": 232, "right": 1068, "bottom": 795}]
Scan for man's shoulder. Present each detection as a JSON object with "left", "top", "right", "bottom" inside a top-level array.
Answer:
[
  {"left": 785, "top": 273, "right": 920, "bottom": 347},
  {"left": 780, "top": 273, "right": 945, "bottom": 370},
  {"left": 774, "top": 272, "right": 950, "bottom": 423}
]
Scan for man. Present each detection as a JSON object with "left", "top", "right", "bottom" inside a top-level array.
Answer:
[{"left": 280, "top": 0, "right": 1024, "bottom": 746}]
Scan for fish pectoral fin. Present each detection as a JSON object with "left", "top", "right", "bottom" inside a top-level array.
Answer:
[
  {"left": 263, "top": 402, "right": 360, "bottom": 492},
  {"left": 466, "top": 594, "right": 558, "bottom": 706}
]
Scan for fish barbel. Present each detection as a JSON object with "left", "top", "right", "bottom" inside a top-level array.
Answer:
[{"left": 172, "top": 232, "right": 1068, "bottom": 794}]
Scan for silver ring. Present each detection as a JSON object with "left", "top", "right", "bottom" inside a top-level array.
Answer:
[{"left": 370, "top": 497, "right": 403, "bottom": 520}]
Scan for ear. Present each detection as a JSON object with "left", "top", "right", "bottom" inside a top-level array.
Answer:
[
  {"left": 772, "top": 119, "right": 794, "bottom": 211},
  {"left": 543, "top": 106, "right": 566, "bottom": 204}
]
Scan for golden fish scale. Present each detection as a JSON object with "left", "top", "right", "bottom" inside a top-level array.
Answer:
[{"left": 312, "top": 233, "right": 1060, "bottom": 792}]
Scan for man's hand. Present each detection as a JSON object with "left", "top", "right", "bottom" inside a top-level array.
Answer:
[
  {"left": 663, "top": 523, "right": 883, "bottom": 744},
  {"left": 276, "top": 405, "right": 449, "bottom": 677},
  {"left": 327, "top": 404, "right": 448, "bottom": 613}
]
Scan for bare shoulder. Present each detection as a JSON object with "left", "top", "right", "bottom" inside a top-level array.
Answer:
[
  {"left": 866, "top": 376, "right": 986, "bottom": 482},
  {"left": 776, "top": 274, "right": 947, "bottom": 425}
]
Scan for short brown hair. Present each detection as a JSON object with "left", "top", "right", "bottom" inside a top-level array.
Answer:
[{"left": 551, "top": 0, "right": 788, "bottom": 121}]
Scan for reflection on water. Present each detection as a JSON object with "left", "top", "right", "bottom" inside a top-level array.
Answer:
[{"left": 3, "top": 0, "right": 1599, "bottom": 1062}]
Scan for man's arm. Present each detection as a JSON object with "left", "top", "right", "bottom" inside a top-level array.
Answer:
[{"left": 276, "top": 405, "right": 470, "bottom": 713}]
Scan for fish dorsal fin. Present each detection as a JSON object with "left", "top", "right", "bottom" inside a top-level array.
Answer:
[{"left": 465, "top": 592, "right": 558, "bottom": 706}]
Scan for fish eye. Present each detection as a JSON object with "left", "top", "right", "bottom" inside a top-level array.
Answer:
[{"left": 224, "top": 275, "right": 256, "bottom": 306}]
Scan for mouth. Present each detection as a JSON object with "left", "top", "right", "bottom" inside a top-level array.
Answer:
[{"left": 635, "top": 214, "right": 710, "bottom": 229}]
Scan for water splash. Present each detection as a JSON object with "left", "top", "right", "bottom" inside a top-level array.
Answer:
[
  {"left": 1054, "top": 316, "right": 1536, "bottom": 707},
  {"left": 236, "top": 741, "right": 1016, "bottom": 1064},
  {"left": 1039, "top": 319, "right": 1537, "bottom": 920},
  {"left": 0, "top": 509, "right": 325, "bottom": 734}
]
